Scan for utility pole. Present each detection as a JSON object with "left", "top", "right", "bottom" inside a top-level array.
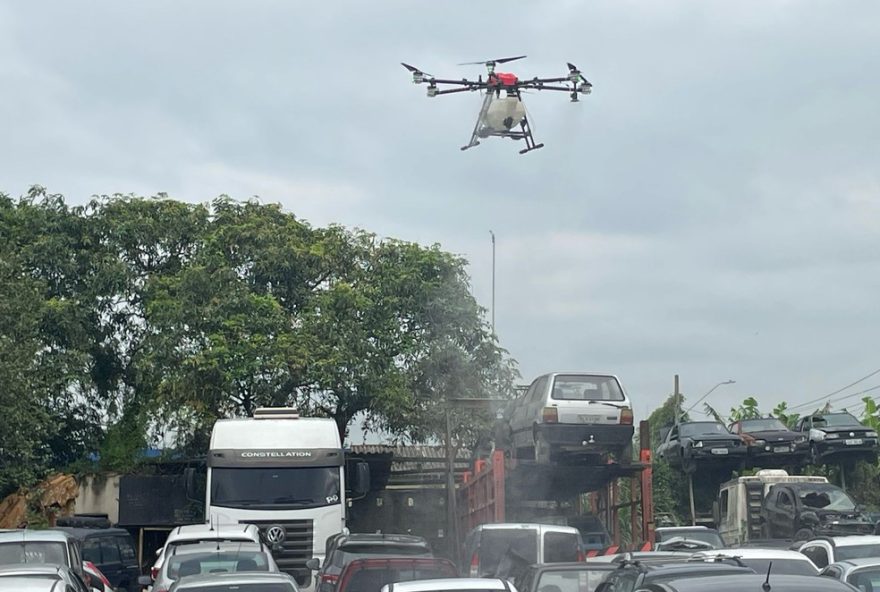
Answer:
[
  {"left": 674, "top": 374, "right": 681, "bottom": 426},
  {"left": 490, "top": 230, "right": 496, "bottom": 334},
  {"left": 445, "top": 406, "right": 458, "bottom": 559}
]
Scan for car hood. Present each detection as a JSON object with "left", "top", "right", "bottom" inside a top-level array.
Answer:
[{"left": 688, "top": 434, "right": 741, "bottom": 442}]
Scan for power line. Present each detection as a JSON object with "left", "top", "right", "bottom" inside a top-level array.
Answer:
[
  {"left": 788, "top": 367, "right": 880, "bottom": 412},
  {"left": 792, "top": 383, "right": 880, "bottom": 416}
]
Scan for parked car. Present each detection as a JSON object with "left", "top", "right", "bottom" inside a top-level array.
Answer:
[
  {"left": 653, "top": 527, "right": 723, "bottom": 551},
  {"left": 594, "top": 560, "right": 754, "bottom": 592},
  {"left": 143, "top": 541, "right": 279, "bottom": 592},
  {"left": 635, "top": 573, "right": 855, "bottom": 592},
  {"left": 380, "top": 578, "right": 514, "bottom": 592},
  {"left": 760, "top": 482, "right": 873, "bottom": 540},
  {"left": 516, "top": 562, "right": 617, "bottom": 592},
  {"left": 728, "top": 417, "right": 808, "bottom": 467},
  {"left": 336, "top": 558, "right": 457, "bottom": 592},
  {"left": 168, "top": 571, "right": 299, "bottom": 591},
  {"left": 314, "top": 534, "right": 432, "bottom": 592},
  {"left": 150, "top": 523, "right": 263, "bottom": 582},
  {"left": 688, "top": 549, "right": 818, "bottom": 576},
  {"left": 0, "top": 564, "right": 92, "bottom": 592},
  {"left": 507, "top": 373, "right": 634, "bottom": 465},
  {"left": 83, "top": 561, "right": 112, "bottom": 592},
  {"left": 461, "top": 524, "right": 583, "bottom": 578},
  {"left": 818, "top": 558, "right": 880, "bottom": 589},
  {"left": 0, "top": 530, "right": 86, "bottom": 581},
  {"left": 795, "top": 412, "right": 879, "bottom": 464},
  {"left": 656, "top": 422, "right": 746, "bottom": 473},
  {"left": 55, "top": 527, "right": 138, "bottom": 592},
  {"left": 796, "top": 535, "right": 880, "bottom": 569}
]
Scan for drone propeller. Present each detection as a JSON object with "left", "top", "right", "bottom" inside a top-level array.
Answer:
[
  {"left": 458, "top": 55, "right": 527, "bottom": 66},
  {"left": 401, "top": 62, "right": 433, "bottom": 76}
]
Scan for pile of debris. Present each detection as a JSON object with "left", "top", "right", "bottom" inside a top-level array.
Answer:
[{"left": 0, "top": 474, "right": 78, "bottom": 528}]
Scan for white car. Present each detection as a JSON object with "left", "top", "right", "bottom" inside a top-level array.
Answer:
[
  {"left": 689, "top": 548, "right": 819, "bottom": 576},
  {"left": 143, "top": 541, "right": 279, "bottom": 592},
  {"left": 819, "top": 558, "right": 880, "bottom": 589},
  {"left": 797, "top": 535, "right": 880, "bottom": 569},
  {"left": 380, "top": 578, "right": 516, "bottom": 592},
  {"left": 507, "top": 373, "right": 634, "bottom": 465},
  {"left": 169, "top": 571, "right": 299, "bottom": 591},
  {"left": 150, "top": 523, "right": 263, "bottom": 581}
]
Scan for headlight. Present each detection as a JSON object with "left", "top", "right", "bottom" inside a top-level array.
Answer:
[
  {"left": 868, "top": 431, "right": 878, "bottom": 438},
  {"left": 825, "top": 432, "right": 840, "bottom": 439},
  {"left": 693, "top": 441, "right": 704, "bottom": 448},
  {"left": 753, "top": 439, "right": 766, "bottom": 446},
  {"left": 795, "top": 436, "right": 807, "bottom": 443}
]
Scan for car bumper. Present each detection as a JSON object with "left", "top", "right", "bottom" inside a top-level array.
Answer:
[
  {"left": 816, "top": 438, "right": 879, "bottom": 456},
  {"left": 534, "top": 423, "right": 634, "bottom": 451},
  {"left": 687, "top": 446, "right": 747, "bottom": 459},
  {"left": 748, "top": 442, "right": 808, "bottom": 457}
]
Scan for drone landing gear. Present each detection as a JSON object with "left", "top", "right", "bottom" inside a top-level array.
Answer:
[
  {"left": 460, "top": 141, "right": 480, "bottom": 151},
  {"left": 517, "top": 117, "right": 543, "bottom": 155}
]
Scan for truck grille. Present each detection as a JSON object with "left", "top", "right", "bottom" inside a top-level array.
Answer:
[{"left": 241, "top": 519, "right": 314, "bottom": 583}]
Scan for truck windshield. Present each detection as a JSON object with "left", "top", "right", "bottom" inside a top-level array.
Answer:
[{"left": 211, "top": 466, "right": 340, "bottom": 509}]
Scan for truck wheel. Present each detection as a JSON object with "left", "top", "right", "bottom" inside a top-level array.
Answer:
[{"left": 794, "top": 528, "right": 813, "bottom": 541}]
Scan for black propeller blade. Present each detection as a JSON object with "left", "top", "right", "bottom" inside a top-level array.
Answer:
[
  {"left": 458, "top": 55, "right": 527, "bottom": 66},
  {"left": 567, "top": 62, "right": 579, "bottom": 73}
]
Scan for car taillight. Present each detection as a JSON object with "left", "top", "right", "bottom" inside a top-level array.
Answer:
[
  {"left": 321, "top": 574, "right": 339, "bottom": 584},
  {"left": 577, "top": 550, "right": 586, "bottom": 562},
  {"left": 151, "top": 566, "right": 159, "bottom": 580},
  {"left": 542, "top": 407, "right": 558, "bottom": 423},
  {"left": 620, "top": 408, "right": 633, "bottom": 425},
  {"left": 469, "top": 552, "right": 479, "bottom": 577}
]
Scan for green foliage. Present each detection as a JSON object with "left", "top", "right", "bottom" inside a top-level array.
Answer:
[
  {"left": 772, "top": 401, "right": 800, "bottom": 429},
  {"left": 729, "top": 397, "right": 761, "bottom": 421},
  {"left": 0, "top": 190, "right": 516, "bottom": 493}
]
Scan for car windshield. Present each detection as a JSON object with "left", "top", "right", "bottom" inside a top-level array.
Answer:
[
  {"left": 210, "top": 466, "right": 340, "bottom": 509},
  {"left": 849, "top": 567, "right": 880, "bottom": 589},
  {"left": 680, "top": 423, "right": 730, "bottom": 437},
  {"left": 180, "top": 585, "right": 295, "bottom": 592},
  {"left": 737, "top": 558, "right": 816, "bottom": 576},
  {"left": 537, "top": 569, "right": 613, "bottom": 592},
  {"left": 813, "top": 414, "right": 861, "bottom": 428},
  {"left": 796, "top": 486, "right": 857, "bottom": 511},
  {"left": 551, "top": 375, "right": 624, "bottom": 402},
  {"left": 167, "top": 551, "right": 270, "bottom": 580},
  {"left": 0, "top": 542, "right": 68, "bottom": 567},
  {"left": 833, "top": 545, "right": 880, "bottom": 561},
  {"left": 740, "top": 418, "right": 789, "bottom": 432}
]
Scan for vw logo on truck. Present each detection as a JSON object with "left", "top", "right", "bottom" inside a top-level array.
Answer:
[{"left": 266, "top": 525, "right": 287, "bottom": 545}]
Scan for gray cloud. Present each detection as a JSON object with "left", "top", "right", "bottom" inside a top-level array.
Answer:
[{"left": 2, "top": 0, "right": 879, "bottom": 425}]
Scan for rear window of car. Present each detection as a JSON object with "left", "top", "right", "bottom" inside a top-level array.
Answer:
[
  {"left": 339, "top": 544, "right": 430, "bottom": 556},
  {"left": 0, "top": 541, "right": 69, "bottom": 566},
  {"left": 551, "top": 376, "right": 624, "bottom": 402},
  {"left": 478, "top": 529, "right": 538, "bottom": 575},
  {"left": 180, "top": 585, "right": 295, "bottom": 592},
  {"left": 738, "top": 558, "right": 816, "bottom": 576},
  {"left": 167, "top": 551, "right": 270, "bottom": 580},
  {"left": 537, "top": 569, "right": 612, "bottom": 592},
  {"left": 543, "top": 532, "right": 579, "bottom": 563},
  {"left": 340, "top": 563, "right": 456, "bottom": 592}
]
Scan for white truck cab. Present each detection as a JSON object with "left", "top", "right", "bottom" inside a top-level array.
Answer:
[{"left": 201, "top": 408, "right": 368, "bottom": 591}]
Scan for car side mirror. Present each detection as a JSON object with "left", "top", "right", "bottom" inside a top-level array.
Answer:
[
  {"left": 306, "top": 557, "right": 321, "bottom": 570},
  {"left": 155, "top": 547, "right": 163, "bottom": 557},
  {"left": 138, "top": 575, "right": 153, "bottom": 586},
  {"left": 353, "top": 461, "right": 370, "bottom": 498}
]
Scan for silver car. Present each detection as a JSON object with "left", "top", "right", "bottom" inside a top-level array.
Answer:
[
  {"left": 143, "top": 541, "right": 280, "bottom": 592},
  {"left": 169, "top": 571, "right": 298, "bottom": 591},
  {"left": 819, "top": 558, "right": 880, "bottom": 590},
  {"left": 507, "top": 372, "right": 634, "bottom": 464},
  {"left": 0, "top": 564, "right": 91, "bottom": 592}
]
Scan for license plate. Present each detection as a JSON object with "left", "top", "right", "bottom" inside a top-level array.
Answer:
[
  {"left": 774, "top": 446, "right": 790, "bottom": 453},
  {"left": 579, "top": 415, "right": 601, "bottom": 423},
  {"left": 711, "top": 448, "right": 729, "bottom": 455},
  {"left": 846, "top": 439, "right": 863, "bottom": 446}
]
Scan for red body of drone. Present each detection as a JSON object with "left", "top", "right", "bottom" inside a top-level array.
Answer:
[{"left": 401, "top": 55, "right": 591, "bottom": 154}]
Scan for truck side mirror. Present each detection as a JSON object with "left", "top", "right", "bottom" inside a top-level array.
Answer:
[
  {"left": 712, "top": 501, "right": 720, "bottom": 526},
  {"left": 306, "top": 557, "right": 321, "bottom": 570},
  {"left": 353, "top": 461, "right": 370, "bottom": 498},
  {"left": 184, "top": 467, "right": 197, "bottom": 501}
]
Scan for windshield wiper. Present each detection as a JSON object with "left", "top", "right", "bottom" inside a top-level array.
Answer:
[{"left": 272, "top": 496, "right": 316, "bottom": 504}]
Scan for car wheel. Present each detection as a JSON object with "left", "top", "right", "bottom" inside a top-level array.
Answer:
[{"left": 794, "top": 528, "right": 814, "bottom": 541}]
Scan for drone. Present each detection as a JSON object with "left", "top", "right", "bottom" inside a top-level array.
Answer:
[{"left": 401, "top": 55, "right": 592, "bottom": 155}]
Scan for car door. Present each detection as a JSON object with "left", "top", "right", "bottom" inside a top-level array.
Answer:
[
  {"left": 116, "top": 534, "right": 139, "bottom": 588},
  {"left": 98, "top": 535, "right": 123, "bottom": 587},
  {"left": 510, "top": 381, "right": 537, "bottom": 449},
  {"left": 660, "top": 425, "right": 680, "bottom": 462},
  {"left": 772, "top": 489, "right": 796, "bottom": 538}
]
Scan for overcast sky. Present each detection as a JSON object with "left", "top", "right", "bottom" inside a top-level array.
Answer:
[{"left": 2, "top": 1, "right": 879, "bottom": 429}]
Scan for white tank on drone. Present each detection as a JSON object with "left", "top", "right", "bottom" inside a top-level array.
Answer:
[{"left": 485, "top": 96, "right": 526, "bottom": 132}]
